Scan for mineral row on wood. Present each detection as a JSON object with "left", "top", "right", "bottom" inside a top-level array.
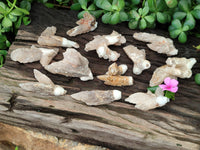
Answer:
[
  {"left": 123, "top": 45, "right": 151, "bottom": 75},
  {"left": 19, "top": 69, "right": 67, "bottom": 96},
  {"left": 97, "top": 63, "right": 133, "bottom": 86},
  {"left": 67, "top": 12, "right": 98, "bottom": 36},
  {"left": 150, "top": 57, "right": 197, "bottom": 86},
  {"left": 125, "top": 87, "right": 169, "bottom": 111},
  {"left": 71, "top": 90, "right": 122, "bottom": 105},
  {"left": 85, "top": 31, "right": 126, "bottom": 61},
  {"left": 10, "top": 45, "right": 59, "bottom": 67},
  {"left": 38, "top": 26, "right": 79, "bottom": 48},
  {"left": 44, "top": 48, "right": 93, "bottom": 81},
  {"left": 133, "top": 32, "right": 178, "bottom": 56}
]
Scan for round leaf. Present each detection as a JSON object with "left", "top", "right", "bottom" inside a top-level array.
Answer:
[
  {"left": 96, "top": 0, "right": 112, "bottom": 11},
  {"left": 142, "top": 6, "right": 149, "bottom": 16},
  {"left": 78, "top": 10, "right": 87, "bottom": 19},
  {"left": 110, "top": 12, "right": 120, "bottom": 25},
  {"left": 183, "top": 13, "right": 195, "bottom": 30},
  {"left": 178, "top": 32, "right": 187, "bottom": 43},
  {"left": 2, "top": 17, "right": 12, "bottom": 28},
  {"left": 173, "top": 12, "right": 186, "bottom": 20},
  {"left": 90, "top": 10, "right": 104, "bottom": 18},
  {"left": 112, "top": 0, "right": 125, "bottom": 11},
  {"left": 156, "top": 12, "right": 168, "bottom": 24},
  {"left": 129, "top": 10, "right": 140, "bottom": 20},
  {"left": 144, "top": 15, "right": 155, "bottom": 24},
  {"left": 131, "top": 0, "right": 140, "bottom": 5},
  {"left": 169, "top": 29, "right": 181, "bottom": 38},
  {"left": 171, "top": 19, "right": 182, "bottom": 29},
  {"left": 0, "top": 2, "right": 7, "bottom": 14},
  {"left": 178, "top": 0, "right": 191, "bottom": 12},
  {"left": 20, "top": 0, "right": 31, "bottom": 11},
  {"left": 88, "top": 3, "right": 96, "bottom": 11},
  {"left": 10, "top": 9, "right": 23, "bottom": 16},
  {"left": 128, "top": 19, "right": 138, "bottom": 29},
  {"left": 165, "top": 0, "right": 178, "bottom": 8},
  {"left": 102, "top": 12, "right": 112, "bottom": 24},
  {"left": 139, "top": 18, "right": 147, "bottom": 30},
  {"left": 182, "top": 25, "right": 189, "bottom": 31},
  {"left": 191, "top": 9, "right": 200, "bottom": 19},
  {"left": 8, "top": 14, "right": 17, "bottom": 22},
  {"left": 119, "top": 11, "right": 128, "bottom": 22},
  {"left": 78, "top": 0, "right": 87, "bottom": 10}
]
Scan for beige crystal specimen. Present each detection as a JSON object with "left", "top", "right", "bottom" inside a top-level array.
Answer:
[
  {"left": 97, "top": 75, "right": 133, "bottom": 86},
  {"left": 10, "top": 45, "right": 59, "bottom": 66},
  {"left": 44, "top": 48, "right": 93, "bottom": 81},
  {"left": 150, "top": 57, "right": 196, "bottom": 86},
  {"left": 133, "top": 32, "right": 178, "bottom": 56},
  {"left": 67, "top": 12, "right": 98, "bottom": 36},
  {"left": 97, "top": 63, "right": 133, "bottom": 86},
  {"left": 85, "top": 31, "right": 126, "bottom": 61},
  {"left": 19, "top": 69, "right": 67, "bottom": 96},
  {"left": 123, "top": 45, "right": 151, "bottom": 75},
  {"left": 71, "top": 90, "right": 121, "bottom": 105},
  {"left": 38, "top": 26, "right": 79, "bottom": 48},
  {"left": 125, "top": 87, "right": 169, "bottom": 111},
  {"left": 106, "top": 62, "right": 128, "bottom": 76}
]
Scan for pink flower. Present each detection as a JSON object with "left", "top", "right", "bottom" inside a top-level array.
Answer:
[{"left": 159, "top": 77, "right": 179, "bottom": 93}]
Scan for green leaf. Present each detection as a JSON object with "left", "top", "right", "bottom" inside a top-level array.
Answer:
[
  {"left": 182, "top": 25, "right": 189, "bottom": 31},
  {"left": 171, "top": 19, "right": 182, "bottom": 29},
  {"left": 129, "top": 10, "right": 140, "bottom": 20},
  {"left": 170, "top": 29, "right": 181, "bottom": 38},
  {"left": 88, "top": 3, "right": 96, "bottom": 11},
  {"left": 164, "top": 91, "right": 175, "bottom": 100},
  {"left": 157, "top": 0, "right": 168, "bottom": 11},
  {"left": 0, "top": 14, "right": 3, "bottom": 20},
  {"left": 6, "top": 40, "right": 11, "bottom": 47},
  {"left": 71, "top": 3, "right": 81, "bottom": 10},
  {"left": 90, "top": 10, "right": 104, "bottom": 18},
  {"left": 173, "top": 12, "right": 186, "bottom": 20},
  {"left": 8, "top": 14, "right": 18, "bottom": 22},
  {"left": 191, "top": 9, "right": 200, "bottom": 19},
  {"left": 142, "top": 6, "right": 149, "bottom": 16},
  {"left": 0, "top": 42, "right": 7, "bottom": 49},
  {"left": 2, "top": 17, "right": 12, "bottom": 28},
  {"left": 128, "top": 19, "right": 138, "bottom": 29},
  {"left": 78, "top": 10, "right": 87, "bottom": 19},
  {"left": 178, "top": 0, "right": 191, "bottom": 12},
  {"left": 139, "top": 18, "right": 147, "bottom": 30},
  {"left": 78, "top": 0, "right": 87, "bottom": 9},
  {"left": 44, "top": 3, "right": 54, "bottom": 8},
  {"left": 119, "top": 11, "right": 128, "bottom": 22},
  {"left": 23, "top": 17, "right": 31, "bottom": 25},
  {"left": 183, "top": 13, "right": 195, "bottom": 30},
  {"left": 0, "top": 34, "right": 7, "bottom": 43},
  {"left": 102, "top": 12, "right": 112, "bottom": 24},
  {"left": 16, "top": 7, "right": 30, "bottom": 15},
  {"left": 20, "top": 0, "right": 31, "bottom": 11},
  {"left": 96, "top": 0, "right": 112, "bottom": 11},
  {"left": 10, "top": 9, "right": 23, "bottom": 16},
  {"left": 147, "top": 86, "right": 159, "bottom": 94},
  {"left": 147, "top": 0, "right": 156, "bottom": 12},
  {"left": 112, "top": 0, "right": 125, "bottom": 11},
  {"left": 0, "top": 2, "right": 7, "bottom": 14},
  {"left": 178, "top": 32, "right": 187, "bottom": 43},
  {"left": 14, "top": 16, "right": 22, "bottom": 29},
  {"left": 131, "top": 0, "right": 140, "bottom": 5},
  {"left": 110, "top": 12, "right": 120, "bottom": 25},
  {"left": 138, "top": 8, "right": 142, "bottom": 16},
  {"left": 157, "top": 12, "right": 168, "bottom": 24},
  {"left": 0, "top": 50, "right": 7, "bottom": 55},
  {"left": 165, "top": 0, "right": 178, "bottom": 8},
  {"left": 144, "top": 15, "right": 155, "bottom": 24},
  {"left": 15, "top": 146, "right": 18, "bottom": 150}
]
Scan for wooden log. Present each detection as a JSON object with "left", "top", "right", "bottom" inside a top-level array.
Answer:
[{"left": 0, "top": 3, "right": 200, "bottom": 150}]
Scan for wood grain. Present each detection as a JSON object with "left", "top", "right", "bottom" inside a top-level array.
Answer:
[{"left": 0, "top": 3, "right": 200, "bottom": 150}]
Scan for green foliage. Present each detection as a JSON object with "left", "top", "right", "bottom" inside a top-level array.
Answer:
[
  {"left": 15, "top": 146, "right": 19, "bottom": 150},
  {"left": 164, "top": 90, "right": 175, "bottom": 100},
  {"left": 147, "top": 85, "right": 159, "bottom": 93},
  {"left": 67, "top": 0, "right": 200, "bottom": 43},
  {"left": 195, "top": 73, "right": 200, "bottom": 85},
  {"left": 0, "top": 0, "right": 31, "bottom": 67}
]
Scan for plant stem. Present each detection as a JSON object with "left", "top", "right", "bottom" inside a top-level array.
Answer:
[{"left": 6, "top": 0, "right": 17, "bottom": 15}]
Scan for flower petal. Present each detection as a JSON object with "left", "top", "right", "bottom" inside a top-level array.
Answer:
[
  {"left": 164, "top": 77, "right": 171, "bottom": 85},
  {"left": 170, "top": 87, "right": 178, "bottom": 93},
  {"left": 159, "top": 84, "right": 167, "bottom": 91},
  {"left": 170, "top": 79, "right": 179, "bottom": 87}
]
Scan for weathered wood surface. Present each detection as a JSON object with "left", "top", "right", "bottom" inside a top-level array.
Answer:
[{"left": 0, "top": 3, "right": 200, "bottom": 150}]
